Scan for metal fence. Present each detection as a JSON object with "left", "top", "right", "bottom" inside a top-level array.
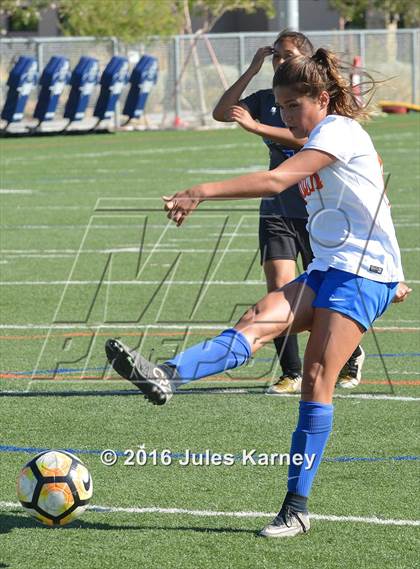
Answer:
[{"left": 1, "top": 29, "right": 418, "bottom": 129}]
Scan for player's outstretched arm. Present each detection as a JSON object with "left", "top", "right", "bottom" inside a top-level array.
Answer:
[
  {"left": 228, "top": 105, "right": 307, "bottom": 150},
  {"left": 163, "top": 149, "right": 335, "bottom": 226}
]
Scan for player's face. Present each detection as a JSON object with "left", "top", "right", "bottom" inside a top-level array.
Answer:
[
  {"left": 274, "top": 86, "right": 329, "bottom": 137},
  {"left": 272, "top": 39, "right": 301, "bottom": 72}
]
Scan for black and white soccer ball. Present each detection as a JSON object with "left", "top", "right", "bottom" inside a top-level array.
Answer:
[{"left": 17, "top": 450, "right": 93, "bottom": 526}]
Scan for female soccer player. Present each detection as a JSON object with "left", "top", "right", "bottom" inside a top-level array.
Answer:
[
  {"left": 213, "top": 30, "right": 365, "bottom": 392},
  {"left": 106, "top": 48, "right": 410, "bottom": 537}
]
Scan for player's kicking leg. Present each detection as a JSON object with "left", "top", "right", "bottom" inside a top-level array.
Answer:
[{"left": 105, "top": 280, "right": 315, "bottom": 405}]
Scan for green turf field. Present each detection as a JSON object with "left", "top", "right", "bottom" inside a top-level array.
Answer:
[{"left": 1, "top": 114, "right": 419, "bottom": 568}]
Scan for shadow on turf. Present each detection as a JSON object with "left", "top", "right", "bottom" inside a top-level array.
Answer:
[{"left": 0, "top": 511, "right": 256, "bottom": 535}]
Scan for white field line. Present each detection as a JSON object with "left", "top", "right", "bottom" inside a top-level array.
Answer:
[
  {"left": 0, "top": 387, "right": 419, "bottom": 402},
  {"left": 0, "top": 189, "right": 34, "bottom": 194},
  {"left": 1, "top": 223, "right": 419, "bottom": 231},
  {"left": 0, "top": 227, "right": 259, "bottom": 232},
  {"left": 373, "top": 132, "right": 418, "bottom": 141},
  {"left": 14, "top": 205, "right": 94, "bottom": 210},
  {"left": 388, "top": 371, "right": 420, "bottom": 375},
  {"left": 389, "top": 204, "right": 420, "bottom": 208},
  {"left": 1, "top": 251, "right": 256, "bottom": 259},
  {"left": 1, "top": 280, "right": 419, "bottom": 286},
  {"left": 1, "top": 224, "right": 181, "bottom": 230},
  {"left": 4, "top": 247, "right": 420, "bottom": 253},
  {"left": 1, "top": 247, "right": 419, "bottom": 260},
  {"left": 190, "top": 391, "right": 420, "bottom": 401},
  {"left": 3, "top": 141, "right": 259, "bottom": 163},
  {"left": 2, "top": 204, "right": 242, "bottom": 211},
  {"left": 187, "top": 166, "right": 265, "bottom": 174},
  {"left": 0, "top": 501, "right": 418, "bottom": 527},
  {"left": 0, "top": 280, "right": 266, "bottom": 286},
  {"left": 0, "top": 323, "right": 418, "bottom": 332},
  {"left": 1, "top": 247, "right": 257, "bottom": 254},
  {"left": 13, "top": 202, "right": 398, "bottom": 210},
  {"left": 94, "top": 196, "right": 420, "bottom": 208}
]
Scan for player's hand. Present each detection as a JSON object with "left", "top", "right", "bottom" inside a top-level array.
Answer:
[
  {"left": 227, "top": 105, "right": 259, "bottom": 133},
  {"left": 163, "top": 189, "right": 201, "bottom": 227},
  {"left": 392, "top": 281, "right": 412, "bottom": 303},
  {"left": 248, "top": 46, "right": 273, "bottom": 75}
]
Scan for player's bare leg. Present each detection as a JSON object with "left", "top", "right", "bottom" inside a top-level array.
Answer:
[
  {"left": 301, "top": 308, "right": 364, "bottom": 403},
  {"left": 105, "top": 281, "right": 315, "bottom": 405},
  {"left": 234, "top": 280, "right": 315, "bottom": 352}
]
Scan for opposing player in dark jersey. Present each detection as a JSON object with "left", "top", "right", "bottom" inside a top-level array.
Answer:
[{"left": 212, "top": 30, "right": 365, "bottom": 392}]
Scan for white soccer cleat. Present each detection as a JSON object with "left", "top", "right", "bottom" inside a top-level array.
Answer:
[
  {"left": 336, "top": 346, "right": 365, "bottom": 389},
  {"left": 259, "top": 506, "right": 310, "bottom": 538}
]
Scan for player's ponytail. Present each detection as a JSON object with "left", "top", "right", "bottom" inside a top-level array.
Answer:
[
  {"left": 311, "top": 48, "right": 370, "bottom": 119},
  {"left": 273, "top": 47, "right": 376, "bottom": 120}
]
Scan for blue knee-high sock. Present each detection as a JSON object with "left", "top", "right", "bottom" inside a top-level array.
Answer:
[
  {"left": 287, "top": 401, "right": 334, "bottom": 499},
  {"left": 165, "top": 328, "right": 251, "bottom": 384}
]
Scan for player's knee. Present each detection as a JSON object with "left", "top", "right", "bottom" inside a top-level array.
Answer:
[{"left": 240, "top": 304, "right": 258, "bottom": 325}]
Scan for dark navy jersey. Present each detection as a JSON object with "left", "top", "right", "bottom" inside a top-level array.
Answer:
[{"left": 240, "top": 89, "right": 308, "bottom": 219}]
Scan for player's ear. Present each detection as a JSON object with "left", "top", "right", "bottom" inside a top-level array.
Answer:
[{"left": 319, "top": 90, "right": 330, "bottom": 110}]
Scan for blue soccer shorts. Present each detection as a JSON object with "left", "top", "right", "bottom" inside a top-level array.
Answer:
[{"left": 294, "top": 267, "right": 399, "bottom": 331}]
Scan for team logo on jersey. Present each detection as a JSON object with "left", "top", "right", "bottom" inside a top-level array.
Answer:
[
  {"left": 298, "top": 173, "right": 324, "bottom": 198},
  {"left": 369, "top": 265, "right": 383, "bottom": 274},
  {"left": 270, "top": 106, "right": 277, "bottom": 115}
]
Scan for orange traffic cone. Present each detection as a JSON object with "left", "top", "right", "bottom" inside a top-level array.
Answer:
[{"left": 173, "top": 115, "right": 186, "bottom": 128}]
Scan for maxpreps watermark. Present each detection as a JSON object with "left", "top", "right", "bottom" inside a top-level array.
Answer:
[{"left": 100, "top": 447, "right": 316, "bottom": 470}]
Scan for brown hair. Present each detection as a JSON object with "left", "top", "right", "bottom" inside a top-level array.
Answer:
[
  {"left": 273, "top": 47, "right": 375, "bottom": 120},
  {"left": 274, "top": 29, "right": 314, "bottom": 57}
]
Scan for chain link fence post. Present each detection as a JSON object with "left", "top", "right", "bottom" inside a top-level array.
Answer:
[
  {"left": 239, "top": 33, "right": 246, "bottom": 75},
  {"left": 173, "top": 35, "right": 181, "bottom": 126},
  {"left": 359, "top": 31, "right": 366, "bottom": 67},
  {"left": 36, "top": 39, "right": 43, "bottom": 96},
  {"left": 111, "top": 36, "right": 120, "bottom": 129},
  {"left": 411, "top": 30, "right": 418, "bottom": 104}
]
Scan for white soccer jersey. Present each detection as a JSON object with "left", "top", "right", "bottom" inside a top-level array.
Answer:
[{"left": 299, "top": 114, "right": 404, "bottom": 283}]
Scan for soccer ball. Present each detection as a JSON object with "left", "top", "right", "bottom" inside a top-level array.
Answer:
[{"left": 17, "top": 450, "right": 93, "bottom": 526}]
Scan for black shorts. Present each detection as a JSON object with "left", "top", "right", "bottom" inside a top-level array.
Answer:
[{"left": 259, "top": 215, "right": 313, "bottom": 269}]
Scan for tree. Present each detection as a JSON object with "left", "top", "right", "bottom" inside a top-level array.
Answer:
[
  {"left": 188, "top": 0, "right": 275, "bottom": 32},
  {"left": 328, "top": 0, "right": 368, "bottom": 28},
  {"left": 329, "top": 0, "right": 420, "bottom": 28},
  {"left": 1, "top": 0, "right": 275, "bottom": 40},
  {"left": 57, "top": 0, "right": 184, "bottom": 42},
  {"left": 0, "top": 0, "right": 51, "bottom": 33},
  {"left": 372, "top": 0, "right": 420, "bottom": 27}
]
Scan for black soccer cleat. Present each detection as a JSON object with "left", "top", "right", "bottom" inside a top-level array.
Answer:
[{"left": 105, "top": 339, "right": 178, "bottom": 405}]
